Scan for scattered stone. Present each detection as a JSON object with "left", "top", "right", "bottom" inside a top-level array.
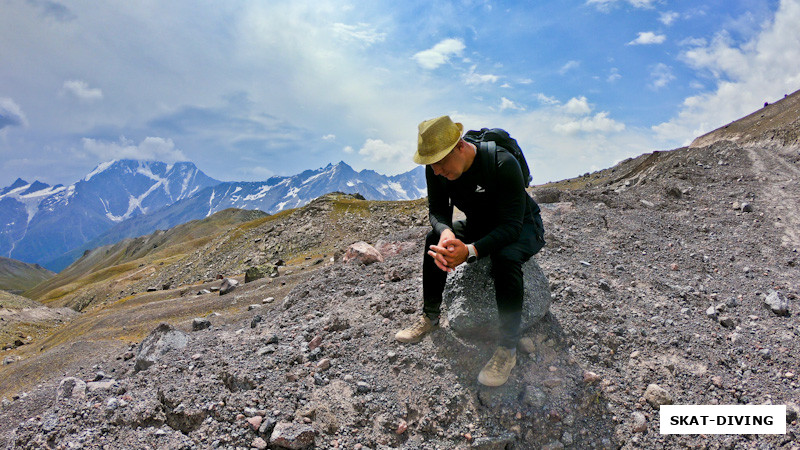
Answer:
[
  {"left": 342, "top": 241, "right": 384, "bottom": 265},
  {"left": 583, "top": 371, "right": 601, "bottom": 384},
  {"left": 56, "top": 377, "right": 86, "bottom": 400},
  {"left": 519, "top": 337, "right": 536, "bottom": 354},
  {"left": 251, "top": 315, "right": 263, "bottom": 328},
  {"left": 316, "top": 358, "right": 331, "bottom": 371},
  {"left": 86, "top": 379, "right": 117, "bottom": 392},
  {"left": 252, "top": 437, "right": 268, "bottom": 450},
  {"left": 245, "top": 264, "right": 278, "bottom": 283},
  {"left": 644, "top": 384, "right": 673, "bottom": 408},
  {"left": 396, "top": 419, "right": 408, "bottom": 434},
  {"left": 764, "top": 290, "right": 790, "bottom": 316},
  {"left": 263, "top": 297, "right": 275, "bottom": 304},
  {"left": 631, "top": 412, "right": 647, "bottom": 433},
  {"left": 718, "top": 315, "right": 736, "bottom": 328},
  {"left": 308, "top": 335, "right": 323, "bottom": 350},
  {"left": 247, "top": 415, "right": 263, "bottom": 431},
  {"left": 220, "top": 278, "right": 239, "bottom": 295},
  {"left": 740, "top": 202, "right": 753, "bottom": 212},
  {"left": 524, "top": 385, "right": 547, "bottom": 408},
  {"left": 134, "top": 323, "right": 189, "bottom": 372},
  {"left": 270, "top": 422, "right": 315, "bottom": 449},
  {"left": 192, "top": 318, "right": 211, "bottom": 331}
]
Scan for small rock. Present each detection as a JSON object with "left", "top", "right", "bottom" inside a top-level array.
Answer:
[
  {"left": 705, "top": 305, "right": 718, "bottom": 319},
  {"left": 632, "top": 412, "right": 647, "bottom": 433},
  {"left": 718, "top": 315, "right": 736, "bottom": 328},
  {"left": 741, "top": 202, "right": 753, "bottom": 212},
  {"left": 247, "top": 415, "right": 263, "bottom": 431},
  {"left": 219, "top": 278, "right": 239, "bottom": 295},
  {"left": 356, "top": 381, "right": 371, "bottom": 393},
  {"left": 396, "top": 419, "right": 408, "bottom": 434},
  {"left": 252, "top": 437, "right": 268, "bottom": 450},
  {"left": 764, "top": 290, "right": 790, "bottom": 316},
  {"left": 711, "top": 376, "right": 723, "bottom": 388},
  {"left": 263, "top": 297, "right": 275, "bottom": 304},
  {"left": 583, "top": 371, "right": 601, "bottom": 384},
  {"left": 644, "top": 383, "right": 673, "bottom": 408},
  {"left": 342, "top": 242, "right": 384, "bottom": 265},
  {"left": 270, "top": 422, "right": 315, "bottom": 449},
  {"left": 316, "top": 358, "right": 331, "bottom": 371},
  {"left": 192, "top": 318, "right": 211, "bottom": 331},
  {"left": 519, "top": 337, "right": 536, "bottom": 354},
  {"left": 308, "top": 335, "right": 323, "bottom": 350},
  {"left": 251, "top": 315, "right": 263, "bottom": 328},
  {"left": 57, "top": 377, "right": 86, "bottom": 400}
]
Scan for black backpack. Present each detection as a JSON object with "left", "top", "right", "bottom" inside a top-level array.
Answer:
[{"left": 463, "top": 128, "right": 532, "bottom": 187}]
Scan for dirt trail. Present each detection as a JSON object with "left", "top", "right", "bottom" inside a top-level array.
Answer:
[{"left": 745, "top": 144, "right": 800, "bottom": 249}]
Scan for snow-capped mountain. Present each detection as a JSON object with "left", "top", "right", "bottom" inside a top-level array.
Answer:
[
  {"left": 0, "top": 160, "right": 220, "bottom": 269},
  {"left": 186, "top": 161, "right": 425, "bottom": 215},
  {"left": 44, "top": 161, "right": 426, "bottom": 271}
]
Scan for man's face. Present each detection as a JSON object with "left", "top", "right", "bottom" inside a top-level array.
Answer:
[{"left": 429, "top": 142, "right": 463, "bottom": 180}]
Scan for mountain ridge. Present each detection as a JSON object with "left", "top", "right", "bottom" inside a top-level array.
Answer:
[{"left": 1, "top": 159, "right": 425, "bottom": 271}]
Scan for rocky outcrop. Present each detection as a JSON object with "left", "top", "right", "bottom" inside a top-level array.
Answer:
[
  {"left": 134, "top": 323, "right": 188, "bottom": 372},
  {"left": 444, "top": 257, "right": 550, "bottom": 340}
]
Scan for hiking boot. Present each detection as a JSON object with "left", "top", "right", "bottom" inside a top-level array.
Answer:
[
  {"left": 395, "top": 316, "right": 437, "bottom": 343},
  {"left": 477, "top": 346, "right": 516, "bottom": 387}
]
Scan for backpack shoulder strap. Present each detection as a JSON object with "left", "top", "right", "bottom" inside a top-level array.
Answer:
[{"left": 478, "top": 141, "right": 498, "bottom": 188}]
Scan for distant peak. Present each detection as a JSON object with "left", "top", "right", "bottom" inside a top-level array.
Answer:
[{"left": 8, "top": 178, "right": 28, "bottom": 188}]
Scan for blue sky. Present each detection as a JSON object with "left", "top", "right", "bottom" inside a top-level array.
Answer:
[{"left": 1, "top": 0, "right": 798, "bottom": 187}]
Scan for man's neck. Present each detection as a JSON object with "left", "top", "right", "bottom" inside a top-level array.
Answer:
[{"left": 462, "top": 141, "right": 477, "bottom": 172}]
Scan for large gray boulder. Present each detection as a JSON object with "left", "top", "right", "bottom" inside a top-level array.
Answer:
[
  {"left": 135, "top": 323, "right": 188, "bottom": 372},
  {"left": 444, "top": 257, "right": 550, "bottom": 340}
]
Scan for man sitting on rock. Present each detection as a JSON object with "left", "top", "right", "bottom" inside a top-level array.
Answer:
[{"left": 395, "top": 115, "right": 545, "bottom": 387}]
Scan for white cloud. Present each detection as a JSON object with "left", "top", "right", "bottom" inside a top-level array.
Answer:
[
  {"left": 559, "top": 60, "right": 580, "bottom": 74},
  {"left": 322, "top": 134, "right": 336, "bottom": 141},
  {"left": 81, "top": 136, "right": 187, "bottom": 162},
  {"left": 412, "top": 38, "right": 465, "bottom": 70},
  {"left": 654, "top": 0, "right": 800, "bottom": 146},
  {"left": 649, "top": 63, "right": 675, "bottom": 89},
  {"left": 586, "top": 0, "right": 657, "bottom": 12},
  {"left": 500, "top": 97, "right": 524, "bottom": 111},
  {"left": 562, "top": 96, "right": 592, "bottom": 115},
  {"left": 62, "top": 79, "right": 103, "bottom": 101},
  {"left": 607, "top": 67, "right": 621, "bottom": 82},
  {"left": 659, "top": 11, "right": 680, "bottom": 26},
  {"left": 356, "top": 138, "right": 408, "bottom": 165},
  {"left": 537, "top": 93, "right": 560, "bottom": 105},
  {"left": 679, "top": 37, "right": 707, "bottom": 47},
  {"left": 628, "top": 31, "right": 666, "bottom": 45},
  {"left": 464, "top": 66, "right": 500, "bottom": 85},
  {"left": 0, "top": 97, "right": 27, "bottom": 130},
  {"left": 554, "top": 111, "right": 626, "bottom": 135},
  {"left": 343, "top": 146, "right": 354, "bottom": 154},
  {"left": 332, "top": 22, "right": 386, "bottom": 45}
]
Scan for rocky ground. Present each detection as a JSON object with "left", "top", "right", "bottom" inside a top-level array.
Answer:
[{"left": 0, "top": 139, "right": 799, "bottom": 449}]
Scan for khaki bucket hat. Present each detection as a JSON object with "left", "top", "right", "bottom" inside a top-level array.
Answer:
[{"left": 413, "top": 115, "right": 464, "bottom": 165}]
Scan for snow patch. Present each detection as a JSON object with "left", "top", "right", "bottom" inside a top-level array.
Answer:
[{"left": 84, "top": 160, "right": 116, "bottom": 181}]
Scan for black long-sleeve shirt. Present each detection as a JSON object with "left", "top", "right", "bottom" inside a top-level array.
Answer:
[{"left": 426, "top": 145, "right": 540, "bottom": 259}]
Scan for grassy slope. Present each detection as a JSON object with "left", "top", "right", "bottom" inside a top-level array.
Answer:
[
  {"left": 0, "top": 257, "right": 55, "bottom": 293},
  {"left": 25, "top": 208, "right": 267, "bottom": 309}
]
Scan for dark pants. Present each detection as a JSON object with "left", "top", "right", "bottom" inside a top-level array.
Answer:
[{"left": 422, "top": 219, "right": 544, "bottom": 348}]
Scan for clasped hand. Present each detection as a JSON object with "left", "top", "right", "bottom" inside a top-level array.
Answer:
[{"left": 427, "top": 229, "right": 469, "bottom": 273}]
